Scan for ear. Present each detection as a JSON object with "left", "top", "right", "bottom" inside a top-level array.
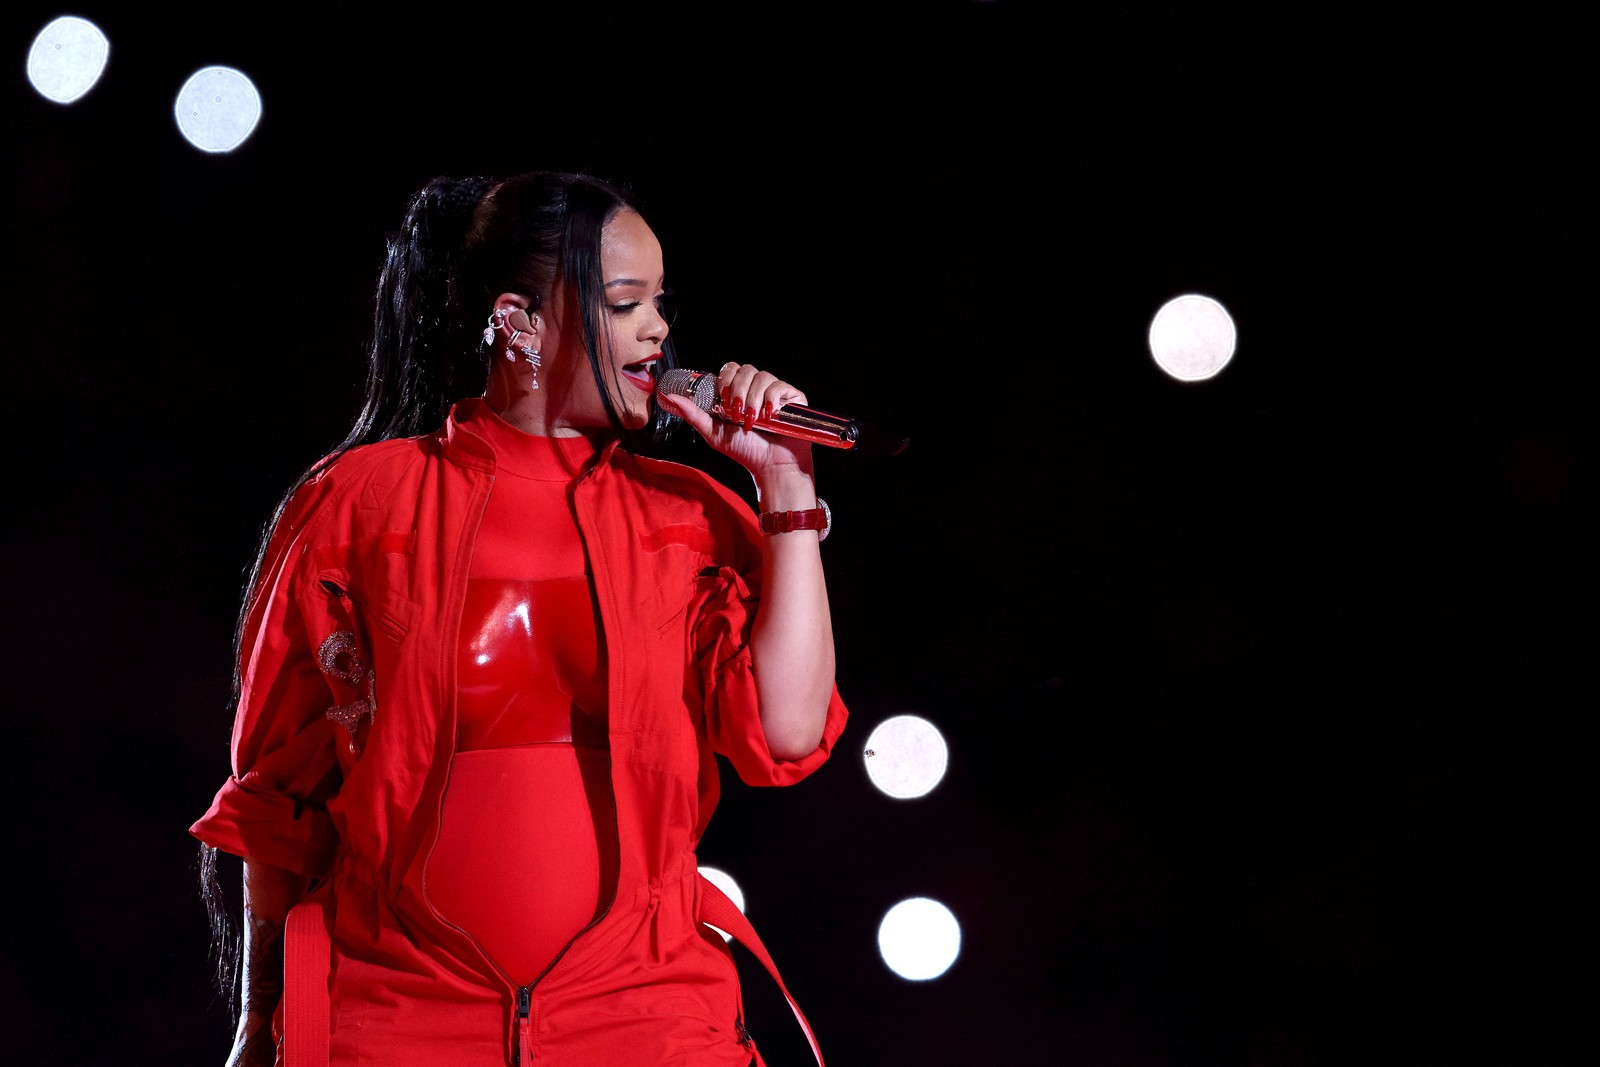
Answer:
[
  {"left": 492, "top": 291, "right": 539, "bottom": 335},
  {"left": 491, "top": 291, "right": 528, "bottom": 317}
]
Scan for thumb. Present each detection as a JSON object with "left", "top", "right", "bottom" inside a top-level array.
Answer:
[{"left": 657, "top": 391, "right": 713, "bottom": 434}]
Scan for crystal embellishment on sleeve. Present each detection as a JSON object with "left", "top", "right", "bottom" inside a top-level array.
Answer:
[
  {"left": 317, "top": 629, "right": 367, "bottom": 685},
  {"left": 317, "top": 630, "right": 376, "bottom": 748}
]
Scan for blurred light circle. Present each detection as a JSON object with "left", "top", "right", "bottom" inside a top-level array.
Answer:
[
  {"left": 27, "top": 16, "right": 110, "bottom": 104},
  {"left": 174, "top": 66, "right": 262, "bottom": 153},
  {"left": 863, "top": 714, "right": 948, "bottom": 799},
  {"left": 878, "top": 897, "right": 961, "bottom": 980},
  {"left": 698, "top": 865, "right": 745, "bottom": 941},
  {"left": 1148, "top": 293, "right": 1237, "bottom": 381}
]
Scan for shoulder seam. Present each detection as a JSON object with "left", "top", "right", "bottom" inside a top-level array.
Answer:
[{"left": 290, "top": 439, "right": 429, "bottom": 553}]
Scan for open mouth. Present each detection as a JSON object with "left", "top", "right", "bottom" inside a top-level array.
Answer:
[{"left": 621, "top": 356, "right": 661, "bottom": 392}]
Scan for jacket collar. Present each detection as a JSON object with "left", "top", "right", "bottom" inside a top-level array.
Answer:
[{"left": 441, "top": 396, "right": 625, "bottom": 476}]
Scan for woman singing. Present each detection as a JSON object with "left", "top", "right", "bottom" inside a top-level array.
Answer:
[{"left": 192, "top": 170, "right": 848, "bottom": 1066}]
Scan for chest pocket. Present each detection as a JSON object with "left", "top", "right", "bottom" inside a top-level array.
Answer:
[
  {"left": 315, "top": 531, "right": 420, "bottom": 636},
  {"left": 637, "top": 523, "right": 717, "bottom": 633}
]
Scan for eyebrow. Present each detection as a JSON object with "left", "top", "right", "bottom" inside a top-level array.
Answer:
[{"left": 604, "top": 278, "right": 658, "bottom": 290}]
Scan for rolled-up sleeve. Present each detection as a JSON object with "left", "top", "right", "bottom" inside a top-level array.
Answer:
[
  {"left": 690, "top": 555, "right": 849, "bottom": 787},
  {"left": 190, "top": 484, "right": 343, "bottom": 878}
]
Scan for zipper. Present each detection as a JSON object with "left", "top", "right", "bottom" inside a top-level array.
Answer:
[
  {"left": 418, "top": 470, "right": 522, "bottom": 1043},
  {"left": 515, "top": 985, "right": 532, "bottom": 1065},
  {"left": 417, "top": 467, "right": 623, "bottom": 1060},
  {"left": 535, "top": 465, "right": 623, "bottom": 984},
  {"left": 495, "top": 469, "right": 624, "bottom": 1056},
  {"left": 318, "top": 577, "right": 407, "bottom": 642}
]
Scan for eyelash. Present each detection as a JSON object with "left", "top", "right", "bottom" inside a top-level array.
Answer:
[{"left": 607, "top": 288, "right": 675, "bottom": 316}]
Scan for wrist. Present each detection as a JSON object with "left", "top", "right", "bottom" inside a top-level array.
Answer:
[
  {"left": 753, "top": 467, "right": 817, "bottom": 513},
  {"left": 759, "top": 497, "right": 831, "bottom": 541}
]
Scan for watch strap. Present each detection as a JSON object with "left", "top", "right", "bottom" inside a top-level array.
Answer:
[{"left": 759, "top": 497, "right": 831, "bottom": 541}]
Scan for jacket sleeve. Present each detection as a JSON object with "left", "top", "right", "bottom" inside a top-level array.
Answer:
[
  {"left": 689, "top": 493, "right": 849, "bottom": 788},
  {"left": 189, "top": 478, "right": 345, "bottom": 879}
]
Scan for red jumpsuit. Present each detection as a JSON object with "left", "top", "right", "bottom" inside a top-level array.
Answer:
[{"left": 191, "top": 397, "right": 848, "bottom": 1065}]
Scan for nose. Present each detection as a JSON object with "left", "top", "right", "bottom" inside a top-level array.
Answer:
[{"left": 640, "top": 300, "right": 669, "bottom": 345}]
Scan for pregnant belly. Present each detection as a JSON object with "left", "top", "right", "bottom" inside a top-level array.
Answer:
[{"left": 428, "top": 744, "right": 618, "bottom": 985}]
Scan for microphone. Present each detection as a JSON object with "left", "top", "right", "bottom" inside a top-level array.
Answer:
[{"left": 657, "top": 367, "right": 870, "bottom": 451}]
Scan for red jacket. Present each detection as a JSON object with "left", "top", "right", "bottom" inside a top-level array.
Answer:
[{"left": 192, "top": 398, "right": 848, "bottom": 1065}]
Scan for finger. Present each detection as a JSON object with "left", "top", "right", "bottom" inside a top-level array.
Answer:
[
  {"left": 738, "top": 372, "right": 774, "bottom": 429},
  {"left": 752, "top": 378, "right": 808, "bottom": 422},
  {"left": 716, "top": 362, "right": 742, "bottom": 411},
  {"left": 718, "top": 363, "right": 751, "bottom": 419},
  {"left": 657, "top": 391, "right": 717, "bottom": 438},
  {"left": 715, "top": 366, "right": 812, "bottom": 435},
  {"left": 720, "top": 364, "right": 777, "bottom": 413},
  {"left": 729, "top": 369, "right": 776, "bottom": 425}
]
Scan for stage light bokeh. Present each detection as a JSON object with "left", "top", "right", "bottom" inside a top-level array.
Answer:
[
  {"left": 174, "top": 66, "right": 262, "bottom": 153},
  {"left": 26, "top": 16, "right": 110, "bottom": 104},
  {"left": 863, "top": 714, "right": 949, "bottom": 800},
  {"left": 877, "top": 897, "right": 961, "bottom": 981},
  {"left": 1149, "top": 293, "right": 1237, "bottom": 382}
]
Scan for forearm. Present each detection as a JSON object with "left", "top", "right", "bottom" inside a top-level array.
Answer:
[
  {"left": 749, "top": 466, "right": 836, "bottom": 760},
  {"left": 229, "top": 859, "right": 308, "bottom": 1067}
]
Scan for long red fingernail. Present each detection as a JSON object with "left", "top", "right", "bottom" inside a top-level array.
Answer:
[{"left": 760, "top": 401, "right": 772, "bottom": 422}]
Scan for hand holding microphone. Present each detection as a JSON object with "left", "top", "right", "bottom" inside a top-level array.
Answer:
[
  {"left": 657, "top": 365, "right": 858, "bottom": 449},
  {"left": 656, "top": 365, "right": 907, "bottom": 455}
]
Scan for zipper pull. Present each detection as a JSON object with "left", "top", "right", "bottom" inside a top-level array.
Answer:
[
  {"left": 516, "top": 986, "right": 533, "bottom": 1065},
  {"left": 735, "top": 1013, "right": 754, "bottom": 1050}
]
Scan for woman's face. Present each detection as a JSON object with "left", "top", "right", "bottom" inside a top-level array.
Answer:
[{"left": 544, "top": 208, "right": 670, "bottom": 432}]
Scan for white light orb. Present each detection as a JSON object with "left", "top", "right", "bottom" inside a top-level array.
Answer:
[
  {"left": 1148, "top": 293, "right": 1237, "bottom": 382},
  {"left": 863, "top": 714, "right": 949, "bottom": 799},
  {"left": 877, "top": 897, "right": 961, "bottom": 981},
  {"left": 698, "top": 865, "right": 745, "bottom": 941},
  {"left": 174, "top": 66, "right": 262, "bottom": 153},
  {"left": 27, "top": 17, "right": 110, "bottom": 104}
]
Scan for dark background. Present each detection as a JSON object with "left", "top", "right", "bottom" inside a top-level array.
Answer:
[{"left": 1, "top": 4, "right": 1590, "bottom": 1064}]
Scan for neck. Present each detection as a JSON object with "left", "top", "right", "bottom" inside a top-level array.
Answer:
[{"left": 485, "top": 369, "right": 585, "bottom": 438}]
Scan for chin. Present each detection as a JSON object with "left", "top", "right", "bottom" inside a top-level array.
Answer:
[{"left": 617, "top": 404, "right": 650, "bottom": 431}]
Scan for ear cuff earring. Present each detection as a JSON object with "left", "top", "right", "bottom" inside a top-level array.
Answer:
[{"left": 483, "top": 306, "right": 542, "bottom": 389}]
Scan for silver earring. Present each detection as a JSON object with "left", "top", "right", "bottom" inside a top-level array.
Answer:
[
  {"left": 483, "top": 306, "right": 510, "bottom": 347},
  {"left": 484, "top": 307, "right": 541, "bottom": 389},
  {"left": 519, "top": 312, "right": 541, "bottom": 390}
]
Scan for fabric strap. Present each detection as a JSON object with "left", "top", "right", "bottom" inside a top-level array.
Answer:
[
  {"left": 696, "top": 872, "right": 826, "bottom": 1067},
  {"left": 283, "top": 895, "right": 332, "bottom": 1067},
  {"left": 281, "top": 876, "right": 824, "bottom": 1067}
]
